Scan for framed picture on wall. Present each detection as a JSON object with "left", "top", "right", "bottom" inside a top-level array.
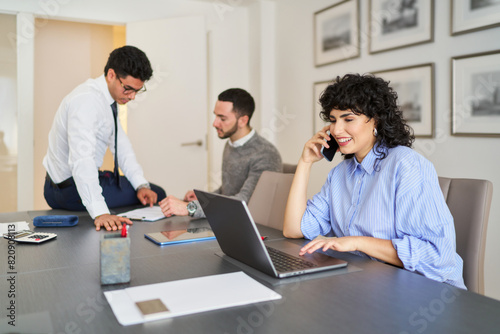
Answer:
[
  {"left": 451, "top": 0, "right": 500, "bottom": 35},
  {"left": 314, "top": 0, "right": 360, "bottom": 67},
  {"left": 373, "top": 63, "right": 435, "bottom": 137},
  {"left": 313, "top": 80, "right": 331, "bottom": 134},
  {"left": 451, "top": 50, "right": 500, "bottom": 137},
  {"left": 368, "top": 0, "right": 434, "bottom": 54}
]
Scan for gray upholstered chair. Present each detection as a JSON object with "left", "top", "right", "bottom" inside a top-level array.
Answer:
[
  {"left": 248, "top": 171, "right": 294, "bottom": 230},
  {"left": 438, "top": 177, "right": 493, "bottom": 294},
  {"left": 282, "top": 163, "right": 297, "bottom": 174}
]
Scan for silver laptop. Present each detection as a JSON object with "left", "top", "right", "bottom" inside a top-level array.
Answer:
[{"left": 194, "top": 190, "right": 347, "bottom": 278}]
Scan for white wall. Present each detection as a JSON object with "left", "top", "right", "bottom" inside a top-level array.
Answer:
[
  {"left": 0, "top": 0, "right": 223, "bottom": 25},
  {"left": 207, "top": 6, "right": 250, "bottom": 191},
  {"left": 274, "top": 0, "right": 500, "bottom": 300}
]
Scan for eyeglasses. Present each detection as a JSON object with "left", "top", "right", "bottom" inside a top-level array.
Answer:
[{"left": 117, "top": 76, "right": 147, "bottom": 95}]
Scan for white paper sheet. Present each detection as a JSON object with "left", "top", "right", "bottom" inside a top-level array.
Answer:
[
  {"left": 0, "top": 221, "right": 30, "bottom": 235},
  {"left": 104, "top": 272, "right": 282, "bottom": 326},
  {"left": 117, "top": 206, "right": 165, "bottom": 222}
]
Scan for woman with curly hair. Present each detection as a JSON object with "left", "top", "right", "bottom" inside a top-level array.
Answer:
[{"left": 283, "top": 73, "right": 465, "bottom": 288}]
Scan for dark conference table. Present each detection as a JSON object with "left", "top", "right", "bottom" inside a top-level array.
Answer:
[{"left": 1, "top": 207, "right": 499, "bottom": 334}]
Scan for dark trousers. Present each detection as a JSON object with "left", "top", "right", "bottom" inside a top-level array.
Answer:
[{"left": 44, "top": 171, "right": 166, "bottom": 212}]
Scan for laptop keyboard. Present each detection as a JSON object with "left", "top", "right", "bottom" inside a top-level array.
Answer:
[{"left": 266, "top": 246, "right": 318, "bottom": 272}]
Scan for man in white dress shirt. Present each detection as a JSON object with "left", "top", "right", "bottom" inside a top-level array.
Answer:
[{"left": 43, "top": 46, "right": 166, "bottom": 231}]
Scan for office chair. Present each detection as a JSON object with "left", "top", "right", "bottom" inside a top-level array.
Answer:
[
  {"left": 282, "top": 163, "right": 297, "bottom": 174},
  {"left": 248, "top": 171, "right": 294, "bottom": 230},
  {"left": 438, "top": 177, "right": 493, "bottom": 294}
]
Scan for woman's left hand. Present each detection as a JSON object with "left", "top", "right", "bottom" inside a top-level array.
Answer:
[{"left": 299, "top": 235, "right": 359, "bottom": 255}]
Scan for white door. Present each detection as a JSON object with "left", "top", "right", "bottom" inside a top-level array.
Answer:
[{"left": 127, "top": 16, "right": 208, "bottom": 198}]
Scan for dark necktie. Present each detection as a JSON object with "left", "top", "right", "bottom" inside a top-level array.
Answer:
[{"left": 111, "top": 102, "right": 121, "bottom": 188}]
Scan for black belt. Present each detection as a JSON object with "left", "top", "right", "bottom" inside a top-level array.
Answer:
[{"left": 46, "top": 173, "right": 73, "bottom": 189}]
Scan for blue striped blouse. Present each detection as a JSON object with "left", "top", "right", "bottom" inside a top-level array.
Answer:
[{"left": 301, "top": 145, "right": 466, "bottom": 289}]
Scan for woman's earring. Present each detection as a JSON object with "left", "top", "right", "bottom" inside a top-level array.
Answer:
[{"left": 373, "top": 128, "right": 378, "bottom": 137}]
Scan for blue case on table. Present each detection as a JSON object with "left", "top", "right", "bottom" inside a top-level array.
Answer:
[{"left": 33, "top": 215, "right": 79, "bottom": 227}]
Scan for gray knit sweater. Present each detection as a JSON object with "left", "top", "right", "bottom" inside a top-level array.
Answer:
[{"left": 193, "top": 131, "right": 282, "bottom": 218}]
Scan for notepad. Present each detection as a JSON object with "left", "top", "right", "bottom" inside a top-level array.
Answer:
[
  {"left": 118, "top": 206, "right": 165, "bottom": 222},
  {"left": 104, "top": 272, "right": 282, "bottom": 326}
]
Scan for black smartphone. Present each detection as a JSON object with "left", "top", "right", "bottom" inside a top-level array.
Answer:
[{"left": 320, "top": 130, "right": 339, "bottom": 161}]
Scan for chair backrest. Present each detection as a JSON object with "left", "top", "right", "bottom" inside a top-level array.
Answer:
[
  {"left": 438, "top": 177, "right": 493, "bottom": 294},
  {"left": 248, "top": 171, "right": 294, "bottom": 230},
  {"left": 282, "top": 163, "right": 297, "bottom": 174}
]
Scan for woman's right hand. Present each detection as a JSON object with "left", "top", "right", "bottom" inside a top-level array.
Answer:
[
  {"left": 283, "top": 126, "right": 333, "bottom": 239},
  {"left": 300, "top": 125, "right": 331, "bottom": 164}
]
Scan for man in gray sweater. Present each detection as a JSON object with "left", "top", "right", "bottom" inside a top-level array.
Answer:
[{"left": 159, "top": 88, "right": 282, "bottom": 218}]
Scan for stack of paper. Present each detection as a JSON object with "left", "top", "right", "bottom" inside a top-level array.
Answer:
[{"left": 104, "top": 271, "right": 282, "bottom": 326}]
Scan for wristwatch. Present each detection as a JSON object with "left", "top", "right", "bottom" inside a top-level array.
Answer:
[{"left": 186, "top": 201, "right": 197, "bottom": 217}]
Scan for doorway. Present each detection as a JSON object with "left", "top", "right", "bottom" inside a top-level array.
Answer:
[
  {"left": 0, "top": 13, "right": 17, "bottom": 213},
  {"left": 33, "top": 19, "right": 125, "bottom": 209}
]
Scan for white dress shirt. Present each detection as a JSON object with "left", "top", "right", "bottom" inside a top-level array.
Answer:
[
  {"left": 228, "top": 128, "right": 255, "bottom": 148},
  {"left": 43, "top": 75, "right": 148, "bottom": 219}
]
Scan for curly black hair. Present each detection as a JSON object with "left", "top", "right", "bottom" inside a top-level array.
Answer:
[
  {"left": 104, "top": 45, "right": 153, "bottom": 82},
  {"left": 319, "top": 73, "right": 414, "bottom": 161}
]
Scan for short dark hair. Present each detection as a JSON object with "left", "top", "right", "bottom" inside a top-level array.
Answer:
[
  {"left": 218, "top": 88, "right": 255, "bottom": 123},
  {"left": 104, "top": 45, "right": 153, "bottom": 82},
  {"left": 319, "top": 73, "right": 414, "bottom": 161}
]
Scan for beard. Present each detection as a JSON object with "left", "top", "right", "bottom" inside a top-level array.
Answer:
[{"left": 217, "top": 122, "right": 238, "bottom": 139}]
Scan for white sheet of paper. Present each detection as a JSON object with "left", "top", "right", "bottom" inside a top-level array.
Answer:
[
  {"left": 104, "top": 271, "right": 282, "bottom": 326},
  {"left": 0, "top": 221, "right": 30, "bottom": 235},
  {"left": 117, "top": 206, "right": 165, "bottom": 222}
]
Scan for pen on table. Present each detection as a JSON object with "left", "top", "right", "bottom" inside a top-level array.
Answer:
[{"left": 122, "top": 215, "right": 145, "bottom": 221}]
